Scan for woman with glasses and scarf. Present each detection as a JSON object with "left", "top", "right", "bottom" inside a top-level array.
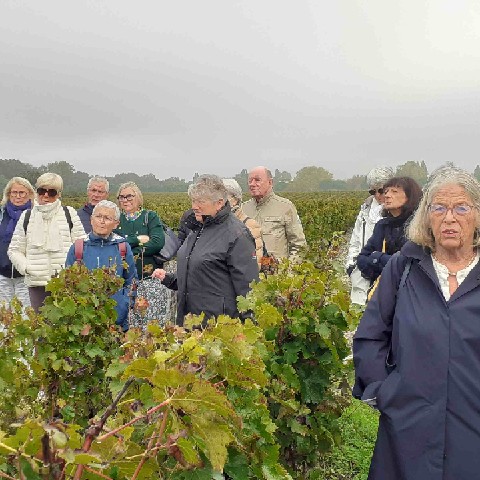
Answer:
[
  {"left": 345, "top": 166, "right": 394, "bottom": 305},
  {"left": 114, "top": 182, "right": 166, "bottom": 328},
  {"left": 8, "top": 173, "right": 85, "bottom": 312},
  {"left": 0, "top": 177, "right": 35, "bottom": 308},
  {"left": 356, "top": 176, "right": 422, "bottom": 289}
]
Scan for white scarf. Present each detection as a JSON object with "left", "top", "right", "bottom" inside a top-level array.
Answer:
[{"left": 30, "top": 199, "right": 63, "bottom": 252}]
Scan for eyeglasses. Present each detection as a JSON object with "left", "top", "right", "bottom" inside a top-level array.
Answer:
[
  {"left": 92, "top": 214, "right": 116, "bottom": 223},
  {"left": 117, "top": 194, "right": 135, "bottom": 202},
  {"left": 428, "top": 204, "right": 474, "bottom": 216},
  {"left": 369, "top": 188, "right": 384, "bottom": 195},
  {"left": 37, "top": 188, "right": 59, "bottom": 197},
  {"left": 88, "top": 188, "right": 107, "bottom": 194},
  {"left": 10, "top": 191, "right": 29, "bottom": 198}
]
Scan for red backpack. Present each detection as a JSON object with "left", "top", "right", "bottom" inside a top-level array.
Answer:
[{"left": 74, "top": 239, "right": 127, "bottom": 264}]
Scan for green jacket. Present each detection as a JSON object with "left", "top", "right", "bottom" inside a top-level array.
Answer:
[{"left": 114, "top": 210, "right": 165, "bottom": 279}]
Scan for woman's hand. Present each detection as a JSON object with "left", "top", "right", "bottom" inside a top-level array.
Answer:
[
  {"left": 151, "top": 268, "right": 166, "bottom": 281},
  {"left": 137, "top": 234, "right": 150, "bottom": 244}
]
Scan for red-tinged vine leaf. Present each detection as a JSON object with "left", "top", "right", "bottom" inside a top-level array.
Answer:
[{"left": 80, "top": 324, "right": 91, "bottom": 336}]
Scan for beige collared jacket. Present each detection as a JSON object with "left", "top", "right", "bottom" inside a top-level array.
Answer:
[{"left": 243, "top": 191, "right": 306, "bottom": 260}]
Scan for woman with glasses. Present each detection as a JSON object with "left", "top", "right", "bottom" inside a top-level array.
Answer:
[
  {"left": 345, "top": 166, "right": 394, "bottom": 305},
  {"left": 0, "top": 177, "right": 35, "bottom": 308},
  {"left": 356, "top": 176, "right": 422, "bottom": 288},
  {"left": 8, "top": 173, "right": 85, "bottom": 312},
  {"left": 353, "top": 166, "right": 480, "bottom": 479},
  {"left": 65, "top": 200, "right": 137, "bottom": 332},
  {"left": 114, "top": 182, "right": 166, "bottom": 328}
]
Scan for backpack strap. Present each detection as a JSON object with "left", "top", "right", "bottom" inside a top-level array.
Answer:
[
  {"left": 398, "top": 257, "right": 413, "bottom": 291},
  {"left": 63, "top": 206, "right": 73, "bottom": 232},
  {"left": 118, "top": 241, "right": 127, "bottom": 260},
  {"left": 23, "top": 210, "right": 32, "bottom": 233},
  {"left": 23, "top": 207, "right": 73, "bottom": 233},
  {"left": 74, "top": 239, "right": 84, "bottom": 264}
]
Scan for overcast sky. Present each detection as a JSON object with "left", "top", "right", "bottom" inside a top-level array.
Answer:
[{"left": 2, "top": 1, "right": 480, "bottom": 181}]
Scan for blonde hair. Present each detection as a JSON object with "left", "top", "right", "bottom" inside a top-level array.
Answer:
[
  {"left": 1, "top": 177, "right": 35, "bottom": 206},
  {"left": 116, "top": 182, "right": 143, "bottom": 207},
  {"left": 36, "top": 173, "right": 63, "bottom": 192},
  {"left": 407, "top": 165, "right": 480, "bottom": 250}
]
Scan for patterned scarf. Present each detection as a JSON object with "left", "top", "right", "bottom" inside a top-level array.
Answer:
[
  {"left": 124, "top": 210, "right": 143, "bottom": 222},
  {"left": 2, "top": 200, "right": 32, "bottom": 243}
]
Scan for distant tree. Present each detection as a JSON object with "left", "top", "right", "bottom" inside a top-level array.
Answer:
[
  {"left": 273, "top": 169, "right": 291, "bottom": 192},
  {"left": 234, "top": 169, "right": 248, "bottom": 192},
  {"left": 474, "top": 165, "right": 480, "bottom": 182},
  {"left": 395, "top": 160, "right": 428, "bottom": 185},
  {"left": 0, "top": 175, "right": 8, "bottom": 193},
  {"left": 157, "top": 177, "right": 189, "bottom": 192},
  {"left": 345, "top": 174, "right": 368, "bottom": 191},
  {"left": 285, "top": 166, "right": 333, "bottom": 192},
  {"left": 0, "top": 159, "right": 39, "bottom": 184},
  {"left": 319, "top": 179, "right": 347, "bottom": 191}
]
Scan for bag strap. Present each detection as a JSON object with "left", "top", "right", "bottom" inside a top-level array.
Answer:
[
  {"left": 23, "top": 210, "right": 31, "bottom": 233},
  {"left": 118, "top": 241, "right": 127, "bottom": 260},
  {"left": 398, "top": 257, "right": 413, "bottom": 292},
  {"left": 23, "top": 206, "right": 73, "bottom": 233},
  {"left": 74, "top": 239, "right": 84, "bottom": 264},
  {"left": 63, "top": 206, "right": 73, "bottom": 232}
]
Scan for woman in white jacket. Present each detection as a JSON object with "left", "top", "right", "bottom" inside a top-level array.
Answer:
[
  {"left": 345, "top": 166, "right": 393, "bottom": 305},
  {"left": 8, "top": 173, "right": 85, "bottom": 312}
]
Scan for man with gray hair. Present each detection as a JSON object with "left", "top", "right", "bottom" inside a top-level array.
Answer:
[
  {"left": 77, "top": 176, "right": 109, "bottom": 232},
  {"left": 243, "top": 166, "right": 306, "bottom": 260},
  {"left": 345, "top": 165, "right": 394, "bottom": 305}
]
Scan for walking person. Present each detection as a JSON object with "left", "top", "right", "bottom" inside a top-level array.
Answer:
[
  {"left": 353, "top": 165, "right": 480, "bottom": 479},
  {"left": 345, "top": 166, "right": 393, "bottom": 305},
  {"left": 0, "top": 177, "right": 35, "bottom": 308},
  {"left": 8, "top": 173, "right": 85, "bottom": 312}
]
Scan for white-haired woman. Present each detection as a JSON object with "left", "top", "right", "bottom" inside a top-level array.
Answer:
[
  {"left": 152, "top": 174, "right": 259, "bottom": 325},
  {"left": 0, "top": 177, "right": 35, "bottom": 308},
  {"left": 222, "top": 178, "right": 264, "bottom": 268},
  {"left": 353, "top": 165, "right": 480, "bottom": 479},
  {"left": 8, "top": 173, "right": 85, "bottom": 312},
  {"left": 345, "top": 166, "right": 394, "bottom": 305}
]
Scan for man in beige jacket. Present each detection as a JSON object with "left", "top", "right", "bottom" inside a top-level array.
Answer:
[{"left": 243, "top": 166, "right": 306, "bottom": 260}]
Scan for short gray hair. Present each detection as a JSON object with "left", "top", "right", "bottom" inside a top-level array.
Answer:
[
  {"left": 366, "top": 166, "right": 394, "bottom": 187},
  {"left": 188, "top": 174, "right": 228, "bottom": 203},
  {"left": 222, "top": 178, "right": 243, "bottom": 202},
  {"left": 93, "top": 200, "right": 121, "bottom": 221},
  {"left": 117, "top": 182, "right": 143, "bottom": 206},
  {"left": 1, "top": 177, "right": 35, "bottom": 206},
  {"left": 87, "top": 176, "right": 109, "bottom": 192},
  {"left": 407, "top": 165, "right": 480, "bottom": 250},
  {"left": 36, "top": 173, "right": 63, "bottom": 192}
]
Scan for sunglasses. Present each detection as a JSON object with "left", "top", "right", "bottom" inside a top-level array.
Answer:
[
  {"left": 37, "top": 187, "right": 59, "bottom": 197},
  {"left": 368, "top": 188, "right": 384, "bottom": 195}
]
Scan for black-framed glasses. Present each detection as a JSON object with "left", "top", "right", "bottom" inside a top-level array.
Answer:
[
  {"left": 369, "top": 188, "right": 384, "bottom": 195},
  {"left": 117, "top": 194, "right": 135, "bottom": 201},
  {"left": 428, "top": 204, "right": 474, "bottom": 216},
  {"left": 37, "top": 187, "right": 58, "bottom": 197}
]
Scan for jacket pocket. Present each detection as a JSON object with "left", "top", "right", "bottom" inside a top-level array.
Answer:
[{"left": 376, "top": 370, "right": 401, "bottom": 412}]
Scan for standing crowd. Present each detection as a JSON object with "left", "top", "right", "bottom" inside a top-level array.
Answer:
[{"left": 1, "top": 165, "right": 306, "bottom": 330}]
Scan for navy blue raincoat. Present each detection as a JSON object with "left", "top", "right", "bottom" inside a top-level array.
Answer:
[{"left": 353, "top": 240, "right": 480, "bottom": 480}]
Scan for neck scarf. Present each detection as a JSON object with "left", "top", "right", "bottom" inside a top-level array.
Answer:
[
  {"left": 30, "top": 199, "right": 63, "bottom": 252},
  {"left": 124, "top": 210, "right": 143, "bottom": 222},
  {"left": 2, "top": 200, "right": 32, "bottom": 243}
]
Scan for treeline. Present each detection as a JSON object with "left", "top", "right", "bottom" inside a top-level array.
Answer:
[{"left": 2, "top": 158, "right": 479, "bottom": 193}]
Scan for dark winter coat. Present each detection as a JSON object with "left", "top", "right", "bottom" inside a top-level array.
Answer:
[
  {"left": 357, "top": 212, "right": 411, "bottom": 281},
  {"left": 77, "top": 203, "right": 94, "bottom": 233},
  {"left": 163, "top": 203, "right": 259, "bottom": 325},
  {"left": 177, "top": 208, "right": 201, "bottom": 245},
  {"left": 353, "top": 240, "right": 480, "bottom": 479},
  {"left": 114, "top": 210, "right": 165, "bottom": 279},
  {"left": 65, "top": 233, "right": 137, "bottom": 332}
]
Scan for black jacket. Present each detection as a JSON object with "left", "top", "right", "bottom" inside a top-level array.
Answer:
[
  {"left": 77, "top": 203, "right": 94, "bottom": 233},
  {"left": 357, "top": 212, "right": 411, "bottom": 281},
  {"left": 164, "top": 203, "right": 259, "bottom": 325}
]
